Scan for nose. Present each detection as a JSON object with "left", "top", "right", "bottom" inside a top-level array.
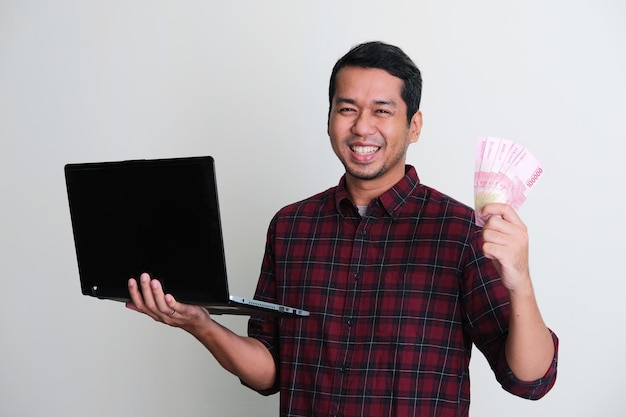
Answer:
[{"left": 351, "top": 112, "right": 376, "bottom": 137}]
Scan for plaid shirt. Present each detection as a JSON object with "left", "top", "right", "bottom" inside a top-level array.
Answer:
[{"left": 247, "top": 166, "right": 558, "bottom": 417}]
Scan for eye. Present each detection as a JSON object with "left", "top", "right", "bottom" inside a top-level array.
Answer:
[
  {"left": 374, "top": 108, "right": 393, "bottom": 115},
  {"left": 337, "top": 107, "right": 357, "bottom": 115}
]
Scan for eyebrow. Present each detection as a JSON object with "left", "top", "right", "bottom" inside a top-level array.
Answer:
[{"left": 334, "top": 97, "right": 398, "bottom": 107}]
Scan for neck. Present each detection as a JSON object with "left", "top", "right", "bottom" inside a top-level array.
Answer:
[{"left": 345, "top": 167, "right": 406, "bottom": 206}]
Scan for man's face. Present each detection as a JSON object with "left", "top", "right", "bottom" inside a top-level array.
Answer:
[{"left": 328, "top": 66, "right": 422, "bottom": 187}]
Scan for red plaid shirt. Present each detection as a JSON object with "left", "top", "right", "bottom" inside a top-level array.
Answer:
[{"left": 247, "top": 166, "right": 558, "bottom": 417}]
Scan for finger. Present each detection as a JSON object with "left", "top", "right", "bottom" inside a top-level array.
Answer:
[
  {"left": 137, "top": 272, "right": 158, "bottom": 311},
  {"left": 482, "top": 223, "right": 514, "bottom": 250},
  {"left": 482, "top": 219, "right": 516, "bottom": 244},
  {"left": 482, "top": 223, "right": 529, "bottom": 273},
  {"left": 482, "top": 240, "right": 508, "bottom": 260},
  {"left": 484, "top": 214, "right": 527, "bottom": 242},
  {"left": 127, "top": 277, "right": 147, "bottom": 311},
  {"left": 161, "top": 293, "right": 181, "bottom": 318},
  {"left": 164, "top": 293, "right": 177, "bottom": 310},
  {"left": 126, "top": 275, "right": 161, "bottom": 320},
  {"left": 483, "top": 223, "right": 527, "bottom": 252},
  {"left": 148, "top": 278, "right": 178, "bottom": 317},
  {"left": 480, "top": 203, "right": 523, "bottom": 227}
]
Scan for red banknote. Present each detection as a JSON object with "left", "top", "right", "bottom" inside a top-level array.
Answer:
[{"left": 474, "top": 137, "right": 544, "bottom": 226}]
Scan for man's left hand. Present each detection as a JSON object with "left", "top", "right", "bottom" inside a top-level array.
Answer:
[{"left": 478, "top": 203, "right": 531, "bottom": 292}]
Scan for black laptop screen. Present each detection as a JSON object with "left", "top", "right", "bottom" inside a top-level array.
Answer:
[{"left": 65, "top": 156, "right": 230, "bottom": 304}]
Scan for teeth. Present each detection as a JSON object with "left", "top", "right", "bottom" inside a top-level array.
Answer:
[{"left": 351, "top": 146, "right": 379, "bottom": 155}]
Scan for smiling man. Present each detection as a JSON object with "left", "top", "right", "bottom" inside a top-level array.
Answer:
[{"left": 127, "top": 41, "right": 558, "bottom": 417}]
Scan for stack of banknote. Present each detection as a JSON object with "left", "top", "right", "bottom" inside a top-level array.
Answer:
[{"left": 474, "top": 137, "right": 544, "bottom": 226}]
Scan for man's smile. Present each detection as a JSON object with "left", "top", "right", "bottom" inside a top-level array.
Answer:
[{"left": 350, "top": 145, "right": 380, "bottom": 155}]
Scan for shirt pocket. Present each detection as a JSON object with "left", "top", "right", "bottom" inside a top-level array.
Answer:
[{"left": 355, "top": 267, "right": 463, "bottom": 346}]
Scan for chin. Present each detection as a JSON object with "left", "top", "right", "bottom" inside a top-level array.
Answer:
[{"left": 346, "top": 165, "right": 386, "bottom": 181}]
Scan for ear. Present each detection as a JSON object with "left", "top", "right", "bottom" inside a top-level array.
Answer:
[{"left": 409, "top": 110, "right": 423, "bottom": 144}]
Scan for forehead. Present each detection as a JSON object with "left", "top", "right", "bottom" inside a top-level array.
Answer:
[{"left": 333, "top": 66, "right": 405, "bottom": 103}]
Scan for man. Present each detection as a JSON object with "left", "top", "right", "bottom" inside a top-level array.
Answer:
[{"left": 127, "top": 41, "right": 558, "bottom": 417}]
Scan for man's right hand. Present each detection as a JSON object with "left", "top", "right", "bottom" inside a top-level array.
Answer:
[
  {"left": 126, "top": 272, "right": 211, "bottom": 333},
  {"left": 125, "top": 272, "right": 277, "bottom": 391}
]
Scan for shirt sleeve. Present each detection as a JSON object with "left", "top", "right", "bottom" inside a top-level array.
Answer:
[
  {"left": 461, "top": 228, "right": 558, "bottom": 399},
  {"left": 241, "top": 216, "right": 282, "bottom": 396},
  {"left": 494, "top": 329, "right": 559, "bottom": 399},
  {"left": 243, "top": 316, "right": 281, "bottom": 396}
]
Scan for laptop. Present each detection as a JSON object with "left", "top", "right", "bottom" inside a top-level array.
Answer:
[{"left": 64, "top": 156, "right": 309, "bottom": 317}]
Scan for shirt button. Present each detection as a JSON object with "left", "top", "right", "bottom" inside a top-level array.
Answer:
[
  {"left": 347, "top": 319, "right": 353, "bottom": 326},
  {"left": 353, "top": 273, "right": 359, "bottom": 280}
]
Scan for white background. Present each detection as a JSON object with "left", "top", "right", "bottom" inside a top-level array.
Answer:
[{"left": 1, "top": 1, "right": 624, "bottom": 416}]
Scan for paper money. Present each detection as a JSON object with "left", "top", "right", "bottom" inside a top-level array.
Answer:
[{"left": 474, "top": 137, "right": 544, "bottom": 226}]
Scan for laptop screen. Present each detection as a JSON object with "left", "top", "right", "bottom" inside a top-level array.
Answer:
[{"left": 65, "top": 156, "right": 230, "bottom": 304}]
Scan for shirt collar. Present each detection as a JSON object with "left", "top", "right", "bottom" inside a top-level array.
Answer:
[{"left": 335, "top": 165, "right": 421, "bottom": 219}]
